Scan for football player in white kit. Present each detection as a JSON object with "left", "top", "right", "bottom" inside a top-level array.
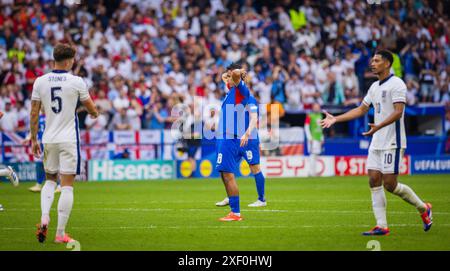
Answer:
[
  {"left": 321, "top": 50, "right": 432, "bottom": 236},
  {"left": 30, "top": 44, "right": 98, "bottom": 243}
]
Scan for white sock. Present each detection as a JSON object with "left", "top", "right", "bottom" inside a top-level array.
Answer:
[
  {"left": 0, "top": 168, "right": 10, "bottom": 176},
  {"left": 57, "top": 186, "right": 74, "bottom": 237},
  {"left": 41, "top": 180, "right": 57, "bottom": 225},
  {"left": 392, "top": 183, "right": 426, "bottom": 213},
  {"left": 310, "top": 154, "right": 317, "bottom": 176},
  {"left": 371, "top": 186, "right": 387, "bottom": 228}
]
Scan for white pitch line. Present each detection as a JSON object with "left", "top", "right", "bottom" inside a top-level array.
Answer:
[
  {"left": 7, "top": 199, "right": 450, "bottom": 206},
  {"left": 3, "top": 207, "right": 450, "bottom": 216},
  {"left": 2, "top": 224, "right": 450, "bottom": 231}
]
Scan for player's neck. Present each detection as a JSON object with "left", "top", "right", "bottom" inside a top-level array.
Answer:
[
  {"left": 53, "top": 62, "right": 69, "bottom": 72},
  {"left": 377, "top": 70, "right": 391, "bottom": 82},
  {"left": 53, "top": 66, "right": 68, "bottom": 72}
]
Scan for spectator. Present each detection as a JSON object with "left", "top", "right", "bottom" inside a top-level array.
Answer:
[
  {"left": 113, "top": 90, "right": 130, "bottom": 111},
  {"left": 0, "top": 100, "right": 18, "bottom": 132},
  {"left": 0, "top": 0, "right": 448, "bottom": 134},
  {"left": 147, "top": 102, "right": 169, "bottom": 130},
  {"left": 301, "top": 73, "right": 321, "bottom": 109},
  {"left": 406, "top": 78, "right": 420, "bottom": 106},
  {"left": 322, "top": 72, "right": 345, "bottom": 106},
  {"left": 109, "top": 108, "right": 132, "bottom": 131},
  {"left": 285, "top": 73, "right": 302, "bottom": 111},
  {"left": 419, "top": 50, "right": 438, "bottom": 103},
  {"left": 16, "top": 100, "right": 28, "bottom": 132},
  {"left": 343, "top": 67, "right": 360, "bottom": 106},
  {"left": 85, "top": 107, "right": 108, "bottom": 131},
  {"left": 94, "top": 89, "right": 113, "bottom": 115}
]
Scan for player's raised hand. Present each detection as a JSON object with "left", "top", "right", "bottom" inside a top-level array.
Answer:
[
  {"left": 31, "top": 139, "right": 42, "bottom": 159},
  {"left": 362, "top": 123, "right": 379, "bottom": 137},
  {"left": 320, "top": 110, "right": 336, "bottom": 128},
  {"left": 231, "top": 69, "right": 242, "bottom": 86}
]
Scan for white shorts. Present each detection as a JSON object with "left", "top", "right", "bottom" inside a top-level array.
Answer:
[
  {"left": 43, "top": 143, "right": 80, "bottom": 175},
  {"left": 309, "top": 140, "right": 322, "bottom": 155},
  {"left": 367, "top": 148, "right": 404, "bottom": 174}
]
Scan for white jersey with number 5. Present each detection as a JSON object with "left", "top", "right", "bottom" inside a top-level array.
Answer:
[
  {"left": 31, "top": 70, "right": 90, "bottom": 144},
  {"left": 362, "top": 74, "right": 407, "bottom": 150}
]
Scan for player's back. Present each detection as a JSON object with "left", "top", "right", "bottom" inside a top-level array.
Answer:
[{"left": 31, "top": 70, "right": 89, "bottom": 144}]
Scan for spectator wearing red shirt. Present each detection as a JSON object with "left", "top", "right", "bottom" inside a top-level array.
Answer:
[{"left": 24, "top": 59, "right": 43, "bottom": 95}]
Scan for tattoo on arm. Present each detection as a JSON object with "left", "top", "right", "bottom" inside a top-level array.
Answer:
[{"left": 30, "top": 100, "right": 41, "bottom": 141}]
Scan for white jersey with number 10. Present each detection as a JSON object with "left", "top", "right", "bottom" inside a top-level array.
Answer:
[
  {"left": 31, "top": 70, "right": 90, "bottom": 144},
  {"left": 362, "top": 74, "right": 407, "bottom": 150}
]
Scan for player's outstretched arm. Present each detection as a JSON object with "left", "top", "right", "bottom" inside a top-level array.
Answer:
[
  {"left": 82, "top": 98, "right": 99, "bottom": 119},
  {"left": 362, "top": 102, "right": 404, "bottom": 136},
  {"left": 321, "top": 103, "right": 369, "bottom": 129},
  {"left": 30, "top": 100, "right": 42, "bottom": 158}
]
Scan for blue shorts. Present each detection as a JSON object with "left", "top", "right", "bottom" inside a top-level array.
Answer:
[
  {"left": 240, "top": 139, "right": 260, "bottom": 166},
  {"left": 215, "top": 139, "right": 260, "bottom": 173}
]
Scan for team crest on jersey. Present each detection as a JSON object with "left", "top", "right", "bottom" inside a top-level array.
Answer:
[{"left": 382, "top": 90, "right": 387, "bottom": 102}]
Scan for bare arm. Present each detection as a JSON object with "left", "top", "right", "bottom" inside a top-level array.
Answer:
[
  {"left": 230, "top": 69, "right": 244, "bottom": 86},
  {"left": 30, "top": 100, "right": 42, "bottom": 157},
  {"left": 335, "top": 103, "right": 370, "bottom": 123},
  {"left": 240, "top": 111, "right": 258, "bottom": 147},
  {"left": 321, "top": 103, "right": 370, "bottom": 128},
  {"left": 222, "top": 72, "right": 230, "bottom": 84},
  {"left": 246, "top": 111, "right": 258, "bottom": 136},
  {"left": 30, "top": 100, "right": 41, "bottom": 142},
  {"left": 81, "top": 98, "right": 99, "bottom": 118}
]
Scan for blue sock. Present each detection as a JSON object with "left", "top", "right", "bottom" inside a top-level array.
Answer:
[
  {"left": 36, "top": 162, "right": 45, "bottom": 185},
  {"left": 229, "top": 196, "right": 240, "bottom": 214},
  {"left": 254, "top": 172, "right": 265, "bottom": 202}
]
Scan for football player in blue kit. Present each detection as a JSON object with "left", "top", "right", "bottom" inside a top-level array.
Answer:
[{"left": 216, "top": 64, "right": 266, "bottom": 221}]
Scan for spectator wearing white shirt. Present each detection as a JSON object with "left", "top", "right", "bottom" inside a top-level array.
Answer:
[
  {"left": 301, "top": 73, "right": 321, "bottom": 109},
  {"left": 85, "top": 108, "right": 108, "bottom": 131},
  {"left": 343, "top": 67, "right": 360, "bottom": 100},
  {"left": 0, "top": 101, "right": 18, "bottom": 132},
  {"left": 285, "top": 73, "right": 303, "bottom": 111},
  {"left": 354, "top": 20, "right": 372, "bottom": 43},
  {"left": 227, "top": 42, "right": 242, "bottom": 63},
  {"left": 113, "top": 90, "right": 130, "bottom": 111},
  {"left": 330, "top": 58, "right": 346, "bottom": 84},
  {"left": 254, "top": 76, "right": 273, "bottom": 105}
]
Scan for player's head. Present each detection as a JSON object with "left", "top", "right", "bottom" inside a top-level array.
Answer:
[
  {"left": 312, "top": 103, "right": 321, "bottom": 113},
  {"left": 226, "top": 62, "right": 242, "bottom": 74},
  {"left": 53, "top": 43, "right": 76, "bottom": 70},
  {"left": 371, "top": 50, "right": 393, "bottom": 75}
]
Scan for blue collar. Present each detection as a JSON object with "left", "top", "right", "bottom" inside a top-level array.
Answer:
[
  {"left": 52, "top": 70, "right": 68, "bottom": 73},
  {"left": 379, "top": 74, "right": 393, "bottom": 85}
]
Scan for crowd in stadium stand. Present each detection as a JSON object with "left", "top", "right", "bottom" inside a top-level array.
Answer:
[{"left": 0, "top": 0, "right": 449, "bottom": 134}]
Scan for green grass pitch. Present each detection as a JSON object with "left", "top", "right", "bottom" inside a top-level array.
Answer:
[{"left": 0, "top": 175, "right": 449, "bottom": 251}]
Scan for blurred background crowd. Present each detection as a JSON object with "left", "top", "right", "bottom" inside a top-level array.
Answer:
[{"left": 0, "top": 0, "right": 449, "bottom": 134}]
